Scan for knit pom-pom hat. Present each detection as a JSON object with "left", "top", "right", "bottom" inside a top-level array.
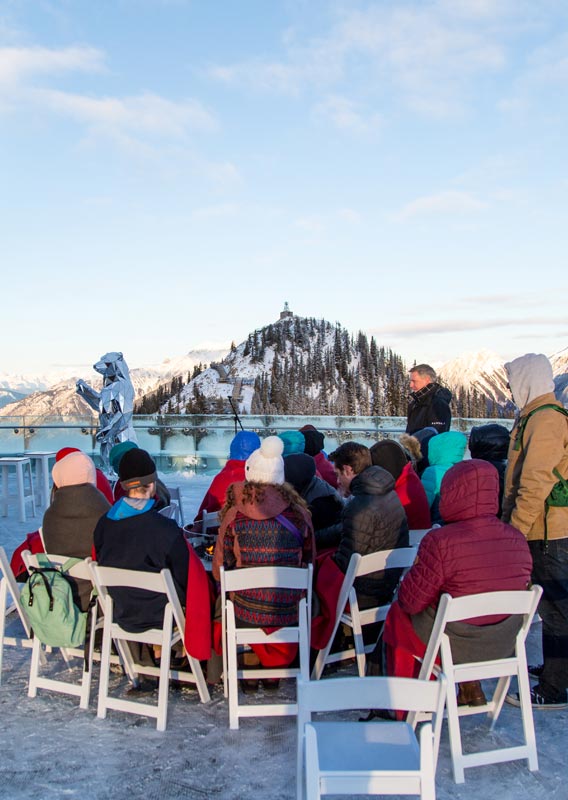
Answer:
[
  {"left": 52, "top": 451, "right": 96, "bottom": 488},
  {"left": 245, "top": 436, "right": 285, "bottom": 484}
]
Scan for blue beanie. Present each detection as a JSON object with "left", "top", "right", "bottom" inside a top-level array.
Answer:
[
  {"left": 229, "top": 430, "right": 261, "bottom": 461},
  {"left": 279, "top": 430, "right": 306, "bottom": 456}
]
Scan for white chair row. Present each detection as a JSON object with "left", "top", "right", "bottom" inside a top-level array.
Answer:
[
  {"left": 220, "top": 563, "right": 313, "bottom": 730},
  {"left": 312, "top": 546, "right": 417, "bottom": 679},
  {"left": 7, "top": 549, "right": 210, "bottom": 731}
]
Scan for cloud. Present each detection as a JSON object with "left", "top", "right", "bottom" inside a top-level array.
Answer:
[
  {"left": 393, "top": 190, "right": 486, "bottom": 221},
  {"left": 370, "top": 314, "right": 568, "bottom": 338},
  {"left": 0, "top": 45, "right": 104, "bottom": 87},
  {"left": 35, "top": 88, "right": 216, "bottom": 139},
  {"left": 208, "top": 1, "right": 513, "bottom": 116},
  {"left": 314, "top": 95, "right": 381, "bottom": 134}
]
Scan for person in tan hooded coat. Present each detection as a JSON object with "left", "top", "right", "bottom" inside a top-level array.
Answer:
[{"left": 502, "top": 353, "right": 568, "bottom": 709}]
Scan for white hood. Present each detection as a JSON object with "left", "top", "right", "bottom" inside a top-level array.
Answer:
[{"left": 504, "top": 353, "right": 554, "bottom": 410}]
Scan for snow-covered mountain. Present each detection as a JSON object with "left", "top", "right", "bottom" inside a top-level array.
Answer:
[
  {"left": 0, "top": 348, "right": 228, "bottom": 419},
  {"left": 438, "top": 349, "right": 511, "bottom": 413},
  {"left": 158, "top": 315, "right": 408, "bottom": 416},
  {"left": 439, "top": 348, "right": 568, "bottom": 412},
  {"left": 550, "top": 347, "right": 568, "bottom": 406}
]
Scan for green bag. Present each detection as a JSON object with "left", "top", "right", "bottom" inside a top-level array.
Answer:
[{"left": 22, "top": 558, "right": 87, "bottom": 648}]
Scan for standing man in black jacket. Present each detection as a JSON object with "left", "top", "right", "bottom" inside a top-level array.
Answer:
[
  {"left": 406, "top": 364, "right": 452, "bottom": 435},
  {"left": 329, "top": 442, "right": 408, "bottom": 610}
]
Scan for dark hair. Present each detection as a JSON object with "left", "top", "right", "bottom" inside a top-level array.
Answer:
[
  {"left": 328, "top": 442, "right": 371, "bottom": 475},
  {"left": 409, "top": 363, "right": 436, "bottom": 382}
]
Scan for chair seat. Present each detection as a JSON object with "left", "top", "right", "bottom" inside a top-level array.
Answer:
[{"left": 312, "top": 720, "right": 420, "bottom": 772}]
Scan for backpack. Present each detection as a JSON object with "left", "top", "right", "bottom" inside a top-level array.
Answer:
[
  {"left": 21, "top": 557, "right": 87, "bottom": 648},
  {"left": 513, "top": 404, "right": 568, "bottom": 546}
]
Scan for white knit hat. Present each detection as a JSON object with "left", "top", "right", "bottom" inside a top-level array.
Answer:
[{"left": 245, "top": 436, "right": 285, "bottom": 484}]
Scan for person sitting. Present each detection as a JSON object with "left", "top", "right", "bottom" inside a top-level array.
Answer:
[
  {"left": 109, "top": 441, "right": 171, "bottom": 510},
  {"left": 468, "top": 423, "right": 510, "bottom": 515},
  {"left": 329, "top": 442, "right": 409, "bottom": 610},
  {"left": 370, "top": 440, "right": 431, "bottom": 530},
  {"left": 283, "top": 452, "right": 344, "bottom": 551},
  {"left": 410, "top": 427, "right": 438, "bottom": 476},
  {"left": 383, "top": 459, "right": 532, "bottom": 706},
  {"left": 193, "top": 430, "right": 260, "bottom": 524},
  {"left": 212, "top": 436, "right": 314, "bottom": 682},
  {"left": 300, "top": 424, "right": 338, "bottom": 488},
  {"left": 53, "top": 446, "right": 114, "bottom": 504},
  {"left": 94, "top": 448, "right": 189, "bottom": 634},
  {"left": 421, "top": 431, "right": 467, "bottom": 523},
  {"left": 43, "top": 451, "right": 110, "bottom": 609}
]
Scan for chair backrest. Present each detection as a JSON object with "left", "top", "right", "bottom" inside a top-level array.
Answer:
[
  {"left": 0, "top": 545, "right": 32, "bottom": 639},
  {"left": 221, "top": 563, "right": 313, "bottom": 633},
  {"left": 354, "top": 546, "right": 417, "bottom": 578},
  {"left": 167, "top": 487, "right": 184, "bottom": 525},
  {"left": 222, "top": 564, "right": 312, "bottom": 595},
  {"left": 22, "top": 550, "right": 92, "bottom": 583},
  {"left": 409, "top": 529, "right": 430, "bottom": 547},
  {"left": 202, "top": 509, "right": 220, "bottom": 534},
  {"left": 298, "top": 673, "right": 447, "bottom": 718},
  {"left": 418, "top": 586, "right": 543, "bottom": 684}
]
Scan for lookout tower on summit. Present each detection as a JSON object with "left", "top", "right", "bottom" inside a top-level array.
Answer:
[{"left": 280, "top": 301, "right": 293, "bottom": 320}]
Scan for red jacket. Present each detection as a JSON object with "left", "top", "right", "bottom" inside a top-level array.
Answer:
[
  {"left": 397, "top": 459, "right": 532, "bottom": 624},
  {"left": 194, "top": 460, "right": 246, "bottom": 521},
  {"left": 394, "top": 462, "right": 431, "bottom": 530}
]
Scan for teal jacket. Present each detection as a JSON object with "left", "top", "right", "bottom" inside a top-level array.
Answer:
[{"left": 421, "top": 431, "right": 468, "bottom": 509}]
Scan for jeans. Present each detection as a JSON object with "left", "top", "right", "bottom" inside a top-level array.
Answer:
[{"left": 529, "top": 538, "right": 568, "bottom": 699}]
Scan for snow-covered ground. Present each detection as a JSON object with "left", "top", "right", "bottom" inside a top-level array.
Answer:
[{"left": 0, "top": 471, "right": 566, "bottom": 800}]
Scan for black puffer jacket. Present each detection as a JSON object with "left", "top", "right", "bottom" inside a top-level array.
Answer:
[
  {"left": 304, "top": 476, "right": 344, "bottom": 549},
  {"left": 406, "top": 383, "right": 452, "bottom": 435},
  {"left": 468, "top": 423, "right": 510, "bottom": 514},
  {"left": 334, "top": 466, "right": 409, "bottom": 606}
]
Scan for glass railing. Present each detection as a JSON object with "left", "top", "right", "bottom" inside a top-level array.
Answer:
[{"left": 0, "top": 413, "right": 513, "bottom": 472}]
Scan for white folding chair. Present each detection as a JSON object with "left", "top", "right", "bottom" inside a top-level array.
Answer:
[
  {"left": 202, "top": 509, "right": 220, "bottom": 535},
  {"left": 89, "top": 562, "right": 210, "bottom": 731},
  {"left": 297, "top": 674, "right": 447, "bottom": 800},
  {"left": 166, "top": 486, "right": 184, "bottom": 526},
  {"left": 409, "top": 529, "right": 431, "bottom": 547},
  {"left": 221, "top": 564, "right": 313, "bottom": 730},
  {"left": 21, "top": 550, "right": 98, "bottom": 710},
  {"left": 407, "top": 585, "right": 543, "bottom": 783},
  {"left": 0, "top": 545, "right": 37, "bottom": 684},
  {"left": 312, "top": 547, "right": 417, "bottom": 679}
]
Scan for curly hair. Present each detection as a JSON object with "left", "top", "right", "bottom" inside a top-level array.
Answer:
[{"left": 220, "top": 480, "right": 309, "bottom": 521}]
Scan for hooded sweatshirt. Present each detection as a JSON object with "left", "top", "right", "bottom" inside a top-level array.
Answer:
[
  {"left": 420, "top": 431, "right": 467, "bottom": 512},
  {"left": 502, "top": 353, "right": 568, "bottom": 540}
]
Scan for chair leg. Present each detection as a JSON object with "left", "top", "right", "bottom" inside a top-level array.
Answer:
[
  {"left": 97, "top": 621, "right": 113, "bottom": 720},
  {"left": 351, "top": 615, "right": 366, "bottom": 677},
  {"left": 489, "top": 675, "right": 511, "bottom": 729},
  {"left": 0, "top": 580, "right": 7, "bottom": 686},
  {"left": 445, "top": 673, "right": 466, "bottom": 784},
  {"left": 28, "top": 637, "right": 42, "bottom": 698},
  {"left": 227, "top": 611, "right": 240, "bottom": 730},
  {"left": 518, "top": 664, "right": 539, "bottom": 771}
]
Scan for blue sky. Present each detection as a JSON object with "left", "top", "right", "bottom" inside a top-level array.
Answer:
[{"left": 1, "top": 0, "right": 567, "bottom": 374}]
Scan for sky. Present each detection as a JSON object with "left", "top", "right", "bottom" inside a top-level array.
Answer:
[{"left": 1, "top": 0, "right": 567, "bottom": 375}]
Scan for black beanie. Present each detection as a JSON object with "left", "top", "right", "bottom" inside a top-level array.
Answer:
[
  {"left": 119, "top": 448, "right": 157, "bottom": 490},
  {"left": 300, "top": 426, "right": 325, "bottom": 456},
  {"left": 284, "top": 453, "right": 316, "bottom": 495},
  {"left": 369, "top": 440, "right": 408, "bottom": 481}
]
